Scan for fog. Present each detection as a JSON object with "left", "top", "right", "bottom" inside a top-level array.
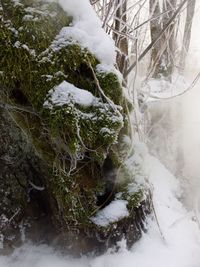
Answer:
[{"left": 148, "top": 4, "right": 200, "bottom": 211}]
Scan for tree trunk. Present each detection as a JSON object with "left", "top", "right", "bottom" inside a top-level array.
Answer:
[
  {"left": 179, "top": 0, "right": 196, "bottom": 73},
  {"left": 149, "top": 0, "right": 177, "bottom": 80},
  {"left": 113, "top": 0, "right": 129, "bottom": 79}
]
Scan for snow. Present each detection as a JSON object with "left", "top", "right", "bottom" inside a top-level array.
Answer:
[
  {"left": 46, "top": 0, "right": 116, "bottom": 66},
  {"left": 1, "top": 144, "right": 200, "bottom": 267},
  {"left": 23, "top": 14, "right": 34, "bottom": 21},
  {"left": 11, "top": 0, "right": 22, "bottom": 7},
  {"left": 96, "top": 64, "right": 123, "bottom": 83},
  {"left": 91, "top": 200, "right": 129, "bottom": 227},
  {"left": 44, "top": 81, "right": 95, "bottom": 108},
  {"left": 142, "top": 73, "right": 190, "bottom": 102}
]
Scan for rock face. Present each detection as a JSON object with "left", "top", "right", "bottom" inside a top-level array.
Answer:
[
  {"left": 0, "top": 0, "right": 150, "bottom": 254},
  {"left": 0, "top": 109, "right": 55, "bottom": 253}
]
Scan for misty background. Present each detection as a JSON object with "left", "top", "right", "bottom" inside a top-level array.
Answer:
[{"left": 147, "top": 4, "right": 200, "bottom": 211}]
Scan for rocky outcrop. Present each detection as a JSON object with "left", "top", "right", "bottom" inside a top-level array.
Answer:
[
  {"left": 0, "top": 109, "right": 55, "bottom": 253},
  {"left": 0, "top": 0, "right": 150, "bottom": 254}
]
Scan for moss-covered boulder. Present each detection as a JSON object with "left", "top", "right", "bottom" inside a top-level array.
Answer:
[{"left": 0, "top": 0, "right": 150, "bottom": 254}]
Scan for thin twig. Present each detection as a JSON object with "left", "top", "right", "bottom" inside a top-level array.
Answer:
[{"left": 124, "top": 0, "right": 189, "bottom": 78}]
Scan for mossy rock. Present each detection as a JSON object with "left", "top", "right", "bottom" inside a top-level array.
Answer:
[
  {"left": 0, "top": 109, "right": 56, "bottom": 254},
  {"left": 0, "top": 0, "right": 150, "bottom": 254}
]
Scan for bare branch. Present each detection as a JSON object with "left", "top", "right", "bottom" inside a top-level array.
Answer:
[{"left": 124, "top": 0, "right": 189, "bottom": 79}]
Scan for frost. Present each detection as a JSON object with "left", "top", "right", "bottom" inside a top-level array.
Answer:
[
  {"left": 14, "top": 41, "right": 21, "bottom": 48},
  {"left": 13, "top": 41, "right": 36, "bottom": 56},
  {"left": 9, "top": 27, "right": 18, "bottom": 36},
  {"left": 21, "top": 44, "right": 36, "bottom": 56},
  {"left": 23, "top": 14, "right": 34, "bottom": 21},
  {"left": 24, "top": 7, "right": 49, "bottom": 17},
  {"left": 23, "top": 14, "right": 39, "bottom": 22},
  {"left": 100, "top": 127, "right": 115, "bottom": 135},
  {"left": 91, "top": 200, "right": 129, "bottom": 227},
  {"left": 96, "top": 63, "right": 123, "bottom": 82},
  {"left": 11, "top": 0, "right": 22, "bottom": 7},
  {"left": 50, "top": 27, "right": 74, "bottom": 52}
]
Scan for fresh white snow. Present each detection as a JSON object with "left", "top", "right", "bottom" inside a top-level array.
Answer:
[
  {"left": 46, "top": 0, "right": 116, "bottom": 66},
  {"left": 91, "top": 200, "right": 129, "bottom": 227},
  {"left": 44, "top": 81, "right": 95, "bottom": 108}
]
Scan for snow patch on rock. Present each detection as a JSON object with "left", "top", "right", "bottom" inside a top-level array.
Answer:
[
  {"left": 91, "top": 200, "right": 129, "bottom": 227},
  {"left": 46, "top": 0, "right": 116, "bottom": 66},
  {"left": 44, "top": 81, "right": 95, "bottom": 108}
]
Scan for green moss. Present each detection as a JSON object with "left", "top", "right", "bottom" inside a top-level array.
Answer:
[
  {"left": 1, "top": 0, "right": 71, "bottom": 52},
  {"left": 0, "top": 0, "right": 71, "bottom": 100},
  {"left": 118, "top": 186, "right": 143, "bottom": 210},
  {"left": 43, "top": 98, "right": 123, "bottom": 161},
  {"left": 50, "top": 161, "right": 106, "bottom": 227},
  {"left": 96, "top": 71, "right": 122, "bottom": 105},
  {"left": 10, "top": 111, "right": 56, "bottom": 164},
  {"left": 0, "top": 0, "right": 147, "bottom": 244}
]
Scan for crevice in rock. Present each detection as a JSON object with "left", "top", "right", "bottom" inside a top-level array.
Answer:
[{"left": 96, "top": 157, "right": 117, "bottom": 209}]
